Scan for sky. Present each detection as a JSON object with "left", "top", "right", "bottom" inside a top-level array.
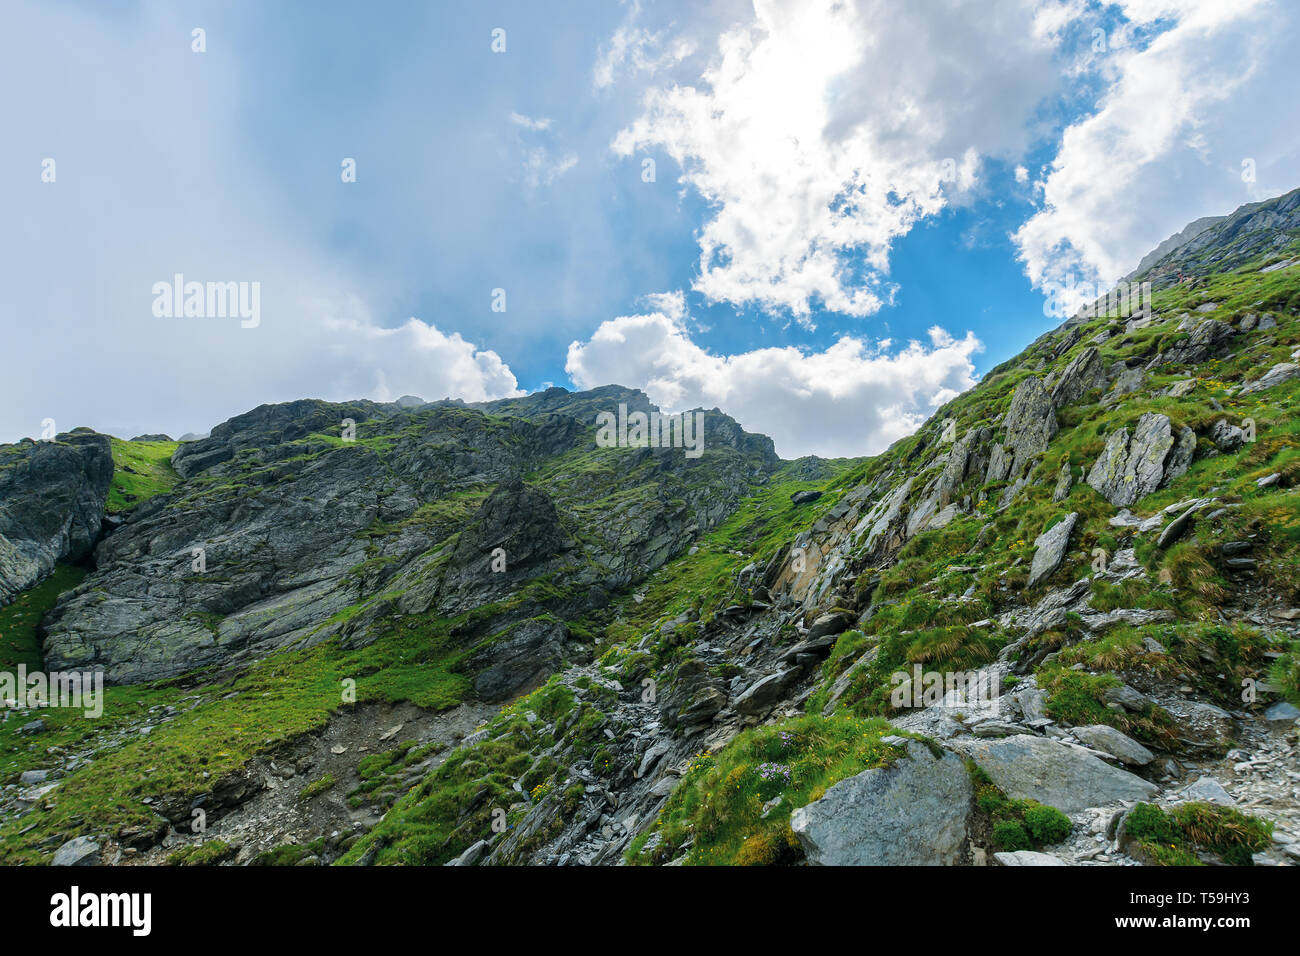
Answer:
[{"left": 2, "top": 0, "right": 1298, "bottom": 458}]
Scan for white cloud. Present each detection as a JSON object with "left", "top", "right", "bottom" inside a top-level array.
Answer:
[
  {"left": 509, "top": 112, "right": 553, "bottom": 131},
  {"left": 1014, "top": 0, "right": 1293, "bottom": 299},
  {"left": 592, "top": 0, "right": 696, "bottom": 90},
  {"left": 0, "top": 2, "right": 524, "bottom": 442},
  {"left": 319, "top": 314, "right": 523, "bottom": 404},
  {"left": 566, "top": 295, "right": 982, "bottom": 457},
  {"left": 520, "top": 147, "right": 580, "bottom": 188},
  {"left": 509, "top": 112, "right": 579, "bottom": 189},
  {"left": 612, "top": 0, "right": 1070, "bottom": 321}
]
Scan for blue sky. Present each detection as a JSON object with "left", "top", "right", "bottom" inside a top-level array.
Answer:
[{"left": 2, "top": 0, "right": 1298, "bottom": 456}]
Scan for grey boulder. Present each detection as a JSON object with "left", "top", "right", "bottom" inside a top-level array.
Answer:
[
  {"left": 959, "top": 734, "right": 1157, "bottom": 814},
  {"left": 51, "top": 836, "right": 101, "bottom": 866},
  {"left": 1070, "top": 724, "right": 1155, "bottom": 766},
  {"left": 1027, "top": 513, "right": 1077, "bottom": 588},
  {"left": 1086, "top": 413, "right": 1193, "bottom": 507},
  {"left": 791, "top": 741, "right": 971, "bottom": 865}
]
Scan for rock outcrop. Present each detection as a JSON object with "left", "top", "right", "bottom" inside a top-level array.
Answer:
[
  {"left": 1027, "top": 513, "right": 1077, "bottom": 588},
  {"left": 0, "top": 430, "right": 113, "bottom": 605},
  {"left": 40, "top": 392, "right": 778, "bottom": 684},
  {"left": 956, "top": 734, "right": 1158, "bottom": 814},
  {"left": 791, "top": 741, "right": 972, "bottom": 865},
  {"left": 1085, "top": 413, "right": 1194, "bottom": 507}
]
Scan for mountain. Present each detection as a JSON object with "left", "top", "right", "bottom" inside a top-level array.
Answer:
[{"left": 1, "top": 191, "right": 1298, "bottom": 867}]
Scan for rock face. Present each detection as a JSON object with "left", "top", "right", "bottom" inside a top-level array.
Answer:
[
  {"left": 1027, "top": 513, "right": 1077, "bottom": 588},
  {"left": 1049, "top": 347, "right": 1108, "bottom": 408},
  {"left": 998, "top": 377, "right": 1058, "bottom": 479},
  {"left": 0, "top": 431, "right": 113, "bottom": 605},
  {"left": 1137, "top": 185, "right": 1300, "bottom": 281},
  {"left": 791, "top": 741, "right": 972, "bottom": 865},
  {"left": 1070, "top": 724, "right": 1155, "bottom": 766},
  {"left": 959, "top": 734, "right": 1157, "bottom": 813},
  {"left": 468, "top": 618, "right": 571, "bottom": 702},
  {"left": 1086, "top": 413, "right": 1193, "bottom": 506},
  {"left": 40, "top": 390, "right": 779, "bottom": 685},
  {"left": 1239, "top": 362, "right": 1300, "bottom": 394}
]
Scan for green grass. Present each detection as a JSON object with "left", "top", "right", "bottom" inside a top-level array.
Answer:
[
  {"left": 1125, "top": 801, "right": 1273, "bottom": 866},
  {"left": 166, "top": 840, "right": 236, "bottom": 865},
  {"left": 106, "top": 438, "right": 180, "bottom": 513},
  {"left": 1037, "top": 664, "right": 1178, "bottom": 746},
  {"left": 626, "top": 714, "right": 901, "bottom": 866},
  {"left": 971, "top": 764, "right": 1073, "bottom": 851},
  {"left": 338, "top": 677, "right": 586, "bottom": 866},
  {"left": 0, "top": 599, "right": 473, "bottom": 864},
  {"left": 0, "top": 563, "right": 86, "bottom": 669},
  {"left": 298, "top": 773, "right": 336, "bottom": 801}
]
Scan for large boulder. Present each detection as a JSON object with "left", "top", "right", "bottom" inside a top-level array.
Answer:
[
  {"left": 0, "top": 431, "right": 113, "bottom": 605},
  {"left": 957, "top": 734, "right": 1157, "bottom": 814},
  {"left": 1070, "top": 724, "right": 1155, "bottom": 766},
  {"left": 1151, "top": 318, "right": 1234, "bottom": 367},
  {"left": 1000, "top": 378, "right": 1058, "bottom": 479},
  {"left": 791, "top": 740, "right": 972, "bottom": 865},
  {"left": 1209, "top": 419, "right": 1247, "bottom": 453},
  {"left": 733, "top": 669, "right": 797, "bottom": 717},
  {"left": 1052, "top": 463, "right": 1073, "bottom": 502},
  {"left": 1086, "top": 413, "right": 1193, "bottom": 507},
  {"left": 805, "top": 610, "right": 855, "bottom": 640},
  {"left": 1102, "top": 366, "right": 1145, "bottom": 406},
  {"left": 1027, "top": 513, "right": 1077, "bottom": 588},
  {"left": 1050, "top": 347, "right": 1108, "bottom": 408},
  {"left": 51, "top": 835, "right": 101, "bottom": 866}
]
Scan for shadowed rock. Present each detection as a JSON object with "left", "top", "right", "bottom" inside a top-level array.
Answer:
[{"left": 0, "top": 430, "right": 112, "bottom": 605}]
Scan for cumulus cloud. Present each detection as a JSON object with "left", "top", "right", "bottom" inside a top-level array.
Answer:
[
  {"left": 611, "top": 0, "right": 1070, "bottom": 321},
  {"left": 315, "top": 314, "right": 523, "bottom": 404},
  {"left": 1015, "top": 0, "right": 1293, "bottom": 302},
  {"left": 565, "top": 295, "right": 982, "bottom": 458}
]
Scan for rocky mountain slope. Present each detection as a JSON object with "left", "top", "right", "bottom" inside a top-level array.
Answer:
[{"left": 1, "top": 189, "right": 1299, "bottom": 867}]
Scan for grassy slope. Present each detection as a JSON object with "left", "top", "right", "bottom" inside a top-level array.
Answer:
[
  {"left": 0, "top": 418, "right": 802, "bottom": 863},
  {"left": 0, "top": 564, "right": 86, "bottom": 670},
  {"left": 106, "top": 438, "right": 180, "bottom": 513},
  {"left": 633, "top": 250, "right": 1300, "bottom": 864}
]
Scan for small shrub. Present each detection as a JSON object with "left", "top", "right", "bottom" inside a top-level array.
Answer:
[
  {"left": 1024, "top": 803, "right": 1072, "bottom": 845},
  {"left": 993, "top": 820, "right": 1032, "bottom": 852}
]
